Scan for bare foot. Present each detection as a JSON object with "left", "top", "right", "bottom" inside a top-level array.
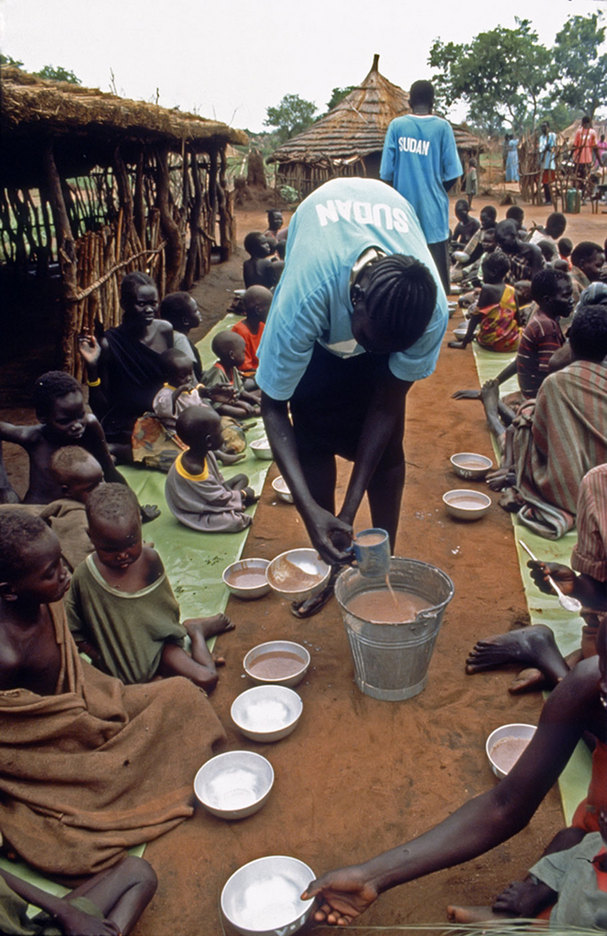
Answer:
[
  {"left": 447, "top": 905, "right": 510, "bottom": 923},
  {"left": 183, "top": 614, "right": 235, "bottom": 640},
  {"left": 466, "top": 624, "right": 558, "bottom": 674},
  {"left": 451, "top": 388, "right": 481, "bottom": 400},
  {"left": 509, "top": 666, "right": 549, "bottom": 694},
  {"left": 498, "top": 488, "right": 523, "bottom": 512}
]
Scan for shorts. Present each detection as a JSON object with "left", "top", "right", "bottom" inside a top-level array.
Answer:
[{"left": 290, "top": 342, "right": 405, "bottom": 472}]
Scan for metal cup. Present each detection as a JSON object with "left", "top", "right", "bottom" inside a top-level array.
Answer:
[{"left": 351, "top": 528, "right": 390, "bottom": 578}]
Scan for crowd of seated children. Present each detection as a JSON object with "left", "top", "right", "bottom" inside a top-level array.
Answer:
[
  {"left": 0, "top": 509, "right": 225, "bottom": 878},
  {"left": 203, "top": 331, "right": 261, "bottom": 418},
  {"left": 165, "top": 408, "right": 256, "bottom": 533},
  {"left": 448, "top": 253, "right": 520, "bottom": 353},
  {"left": 0, "top": 370, "right": 158, "bottom": 520},
  {"left": 66, "top": 483, "right": 232, "bottom": 688},
  {"left": 232, "top": 285, "right": 272, "bottom": 386},
  {"left": 243, "top": 232, "right": 284, "bottom": 290}
]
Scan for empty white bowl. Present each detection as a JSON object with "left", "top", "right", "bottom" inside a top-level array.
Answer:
[
  {"left": 443, "top": 488, "right": 491, "bottom": 520},
  {"left": 231, "top": 685, "right": 303, "bottom": 742},
  {"left": 223, "top": 559, "right": 270, "bottom": 600},
  {"left": 271, "top": 476, "right": 293, "bottom": 503},
  {"left": 243, "top": 640, "right": 311, "bottom": 688},
  {"left": 250, "top": 437, "right": 274, "bottom": 460},
  {"left": 221, "top": 855, "right": 315, "bottom": 936},
  {"left": 194, "top": 751, "right": 274, "bottom": 820},
  {"left": 266, "top": 548, "right": 330, "bottom": 602},
  {"left": 450, "top": 452, "right": 493, "bottom": 481},
  {"left": 486, "top": 723, "right": 536, "bottom": 780}
]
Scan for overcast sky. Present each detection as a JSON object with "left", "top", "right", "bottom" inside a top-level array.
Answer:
[{"left": 1, "top": 0, "right": 605, "bottom": 132}]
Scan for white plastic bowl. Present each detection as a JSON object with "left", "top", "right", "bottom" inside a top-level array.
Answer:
[
  {"left": 266, "top": 548, "right": 330, "bottom": 602},
  {"left": 250, "top": 437, "right": 274, "bottom": 460},
  {"left": 450, "top": 452, "right": 493, "bottom": 481},
  {"left": 271, "top": 476, "right": 293, "bottom": 503},
  {"left": 486, "top": 723, "right": 536, "bottom": 780},
  {"left": 194, "top": 751, "right": 274, "bottom": 820},
  {"left": 443, "top": 488, "right": 492, "bottom": 520},
  {"left": 243, "top": 640, "right": 311, "bottom": 688},
  {"left": 221, "top": 855, "right": 315, "bottom": 936},
  {"left": 223, "top": 559, "right": 270, "bottom": 600},
  {"left": 231, "top": 685, "right": 303, "bottom": 742}
]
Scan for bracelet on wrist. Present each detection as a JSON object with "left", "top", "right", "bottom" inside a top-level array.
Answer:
[{"left": 87, "top": 377, "right": 101, "bottom": 388}]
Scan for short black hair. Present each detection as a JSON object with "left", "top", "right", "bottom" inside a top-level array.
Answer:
[
  {"left": 243, "top": 232, "right": 268, "bottom": 258},
  {"left": 159, "top": 348, "right": 192, "bottom": 380},
  {"left": 0, "top": 510, "right": 50, "bottom": 580},
  {"left": 537, "top": 239, "right": 558, "bottom": 262},
  {"left": 505, "top": 206, "right": 524, "bottom": 223},
  {"left": 569, "top": 303, "right": 607, "bottom": 361},
  {"left": 160, "top": 292, "right": 195, "bottom": 329},
  {"left": 86, "top": 482, "right": 140, "bottom": 527},
  {"left": 530, "top": 267, "right": 569, "bottom": 303},
  {"left": 545, "top": 213, "right": 567, "bottom": 239},
  {"left": 211, "top": 330, "right": 244, "bottom": 359},
  {"left": 481, "top": 251, "right": 510, "bottom": 282},
  {"left": 571, "top": 241, "right": 602, "bottom": 269},
  {"left": 50, "top": 445, "right": 100, "bottom": 483},
  {"left": 362, "top": 254, "right": 437, "bottom": 350},
  {"left": 480, "top": 205, "right": 497, "bottom": 223},
  {"left": 455, "top": 198, "right": 469, "bottom": 215},
  {"left": 32, "top": 370, "right": 82, "bottom": 418},
  {"left": 120, "top": 271, "right": 156, "bottom": 310},
  {"left": 558, "top": 237, "right": 573, "bottom": 257},
  {"left": 409, "top": 80, "right": 434, "bottom": 109},
  {"left": 176, "top": 406, "right": 220, "bottom": 448}
]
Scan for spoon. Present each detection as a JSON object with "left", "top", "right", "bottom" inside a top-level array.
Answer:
[{"left": 518, "top": 540, "right": 582, "bottom": 614}]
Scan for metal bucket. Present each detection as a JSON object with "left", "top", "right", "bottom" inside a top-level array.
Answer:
[{"left": 335, "top": 558, "right": 454, "bottom": 701}]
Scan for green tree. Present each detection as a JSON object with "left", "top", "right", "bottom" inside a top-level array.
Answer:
[
  {"left": 0, "top": 53, "right": 24, "bottom": 67},
  {"left": 34, "top": 64, "right": 81, "bottom": 84},
  {"left": 264, "top": 93, "right": 317, "bottom": 143},
  {"left": 552, "top": 13, "right": 607, "bottom": 119},
  {"left": 325, "top": 86, "right": 356, "bottom": 112},
  {"left": 429, "top": 19, "right": 554, "bottom": 134}
]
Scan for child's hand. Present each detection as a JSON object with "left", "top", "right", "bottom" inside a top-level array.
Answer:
[
  {"left": 209, "top": 385, "right": 237, "bottom": 404},
  {"left": 78, "top": 334, "right": 102, "bottom": 366},
  {"left": 242, "top": 487, "right": 259, "bottom": 506},
  {"left": 140, "top": 504, "right": 161, "bottom": 523},
  {"left": 528, "top": 560, "right": 576, "bottom": 596},
  {"left": 215, "top": 450, "right": 246, "bottom": 465}
]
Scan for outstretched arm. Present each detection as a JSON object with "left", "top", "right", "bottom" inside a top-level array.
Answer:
[
  {"left": 303, "top": 671, "right": 587, "bottom": 924},
  {"left": 261, "top": 392, "right": 352, "bottom": 565}
]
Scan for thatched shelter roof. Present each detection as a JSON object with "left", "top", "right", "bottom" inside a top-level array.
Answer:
[
  {"left": 0, "top": 66, "right": 248, "bottom": 186},
  {"left": 269, "top": 55, "right": 409, "bottom": 166},
  {"left": 561, "top": 117, "right": 607, "bottom": 141},
  {"left": 269, "top": 56, "right": 482, "bottom": 168}
]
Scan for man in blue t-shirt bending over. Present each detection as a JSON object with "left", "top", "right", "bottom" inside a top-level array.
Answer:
[
  {"left": 256, "top": 177, "right": 447, "bottom": 616},
  {"left": 380, "top": 80, "right": 462, "bottom": 294}
]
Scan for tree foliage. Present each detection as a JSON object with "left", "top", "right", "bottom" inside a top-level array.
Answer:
[
  {"left": 429, "top": 19, "right": 554, "bottom": 135},
  {"left": 264, "top": 93, "right": 317, "bottom": 143},
  {"left": 325, "top": 86, "right": 356, "bottom": 112},
  {"left": 34, "top": 64, "right": 81, "bottom": 84},
  {"left": 552, "top": 13, "right": 607, "bottom": 119},
  {"left": 429, "top": 13, "right": 606, "bottom": 134},
  {"left": 0, "top": 53, "right": 24, "bottom": 67}
]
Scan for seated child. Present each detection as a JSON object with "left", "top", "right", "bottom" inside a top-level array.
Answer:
[
  {"left": 231, "top": 285, "right": 272, "bottom": 382},
  {"left": 165, "top": 407, "right": 257, "bottom": 533},
  {"left": 0, "top": 370, "right": 158, "bottom": 520},
  {"left": 159, "top": 291, "right": 203, "bottom": 380},
  {"left": 39, "top": 445, "right": 102, "bottom": 571},
  {"left": 0, "top": 855, "right": 156, "bottom": 936},
  {"left": 451, "top": 199, "right": 480, "bottom": 249},
  {"left": 0, "top": 509, "right": 224, "bottom": 875},
  {"left": 243, "top": 232, "right": 284, "bottom": 289},
  {"left": 558, "top": 236, "right": 573, "bottom": 268},
  {"left": 202, "top": 331, "right": 261, "bottom": 418},
  {"left": 66, "top": 483, "right": 233, "bottom": 689},
  {"left": 448, "top": 252, "right": 520, "bottom": 352}
]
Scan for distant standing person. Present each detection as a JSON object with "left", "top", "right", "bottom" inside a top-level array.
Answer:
[
  {"left": 380, "top": 79, "right": 462, "bottom": 293},
  {"left": 572, "top": 116, "right": 599, "bottom": 195},
  {"left": 538, "top": 122, "right": 556, "bottom": 205},
  {"left": 504, "top": 134, "right": 519, "bottom": 183}
]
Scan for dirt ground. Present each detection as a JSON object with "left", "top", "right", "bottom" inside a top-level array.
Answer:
[{"left": 2, "top": 193, "right": 606, "bottom": 935}]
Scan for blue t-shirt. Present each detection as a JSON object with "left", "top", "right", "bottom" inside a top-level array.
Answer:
[
  {"left": 380, "top": 114, "right": 462, "bottom": 244},
  {"left": 256, "top": 177, "right": 448, "bottom": 402}
]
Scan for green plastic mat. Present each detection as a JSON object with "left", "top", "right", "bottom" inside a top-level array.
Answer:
[{"left": 471, "top": 342, "right": 592, "bottom": 823}]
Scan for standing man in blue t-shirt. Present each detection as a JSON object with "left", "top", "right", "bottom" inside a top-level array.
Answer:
[
  {"left": 256, "top": 178, "right": 447, "bottom": 615},
  {"left": 380, "top": 80, "right": 462, "bottom": 294}
]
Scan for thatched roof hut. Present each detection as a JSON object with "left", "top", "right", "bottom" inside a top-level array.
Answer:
[
  {"left": 0, "top": 66, "right": 247, "bottom": 386},
  {"left": 269, "top": 55, "right": 482, "bottom": 198}
]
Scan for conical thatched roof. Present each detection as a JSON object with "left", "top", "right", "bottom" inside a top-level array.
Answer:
[
  {"left": 269, "top": 55, "right": 410, "bottom": 166},
  {"left": 561, "top": 117, "right": 607, "bottom": 140},
  {"left": 1, "top": 66, "right": 247, "bottom": 185}
]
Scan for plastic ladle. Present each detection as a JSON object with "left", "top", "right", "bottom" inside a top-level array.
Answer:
[{"left": 519, "top": 540, "right": 582, "bottom": 614}]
